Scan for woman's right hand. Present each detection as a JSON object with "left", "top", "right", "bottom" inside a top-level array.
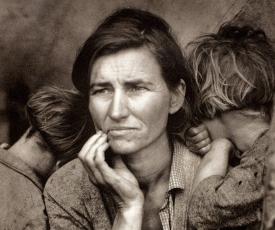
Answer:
[{"left": 78, "top": 131, "right": 144, "bottom": 229}]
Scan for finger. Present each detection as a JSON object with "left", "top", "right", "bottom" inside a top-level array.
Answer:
[
  {"left": 196, "top": 144, "right": 211, "bottom": 156},
  {"left": 81, "top": 160, "right": 106, "bottom": 186},
  {"left": 96, "top": 155, "right": 141, "bottom": 200},
  {"left": 83, "top": 162, "right": 105, "bottom": 185},
  {"left": 93, "top": 143, "right": 111, "bottom": 186},
  {"left": 191, "top": 137, "right": 211, "bottom": 150},
  {"left": 112, "top": 155, "right": 128, "bottom": 169},
  {"left": 83, "top": 136, "right": 109, "bottom": 184},
  {"left": 80, "top": 132, "right": 106, "bottom": 163},
  {"left": 94, "top": 154, "right": 126, "bottom": 189},
  {"left": 88, "top": 134, "right": 108, "bottom": 158},
  {"left": 78, "top": 131, "right": 103, "bottom": 159},
  {"left": 186, "top": 130, "right": 209, "bottom": 144},
  {"left": 79, "top": 134, "right": 108, "bottom": 185},
  {"left": 94, "top": 142, "right": 109, "bottom": 166},
  {"left": 186, "top": 124, "right": 207, "bottom": 137},
  {"left": 95, "top": 158, "right": 122, "bottom": 190}
]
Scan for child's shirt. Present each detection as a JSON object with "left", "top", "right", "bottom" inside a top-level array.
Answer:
[
  {"left": 262, "top": 148, "right": 275, "bottom": 230},
  {"left": 188, "top": 132, "right": 270, "bottom": 229}
]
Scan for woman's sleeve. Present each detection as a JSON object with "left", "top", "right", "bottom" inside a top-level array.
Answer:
[
  {"left": 44, "top": 189, "right": 91, "bottom": 230},
  {"left": 188, "top": 136, "right": 269, "bottom": 229},
  {"left": 44, "top": 178, "right": 93, "bottom": 230}
]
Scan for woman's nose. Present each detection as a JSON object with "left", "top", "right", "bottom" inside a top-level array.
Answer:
[{"left": 108, "top": 90, "right": 129, "bottom": 121}]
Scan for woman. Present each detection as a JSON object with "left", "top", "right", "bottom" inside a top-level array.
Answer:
[{"left": 44, "top": 8, "right": 200, "bottom": 229}]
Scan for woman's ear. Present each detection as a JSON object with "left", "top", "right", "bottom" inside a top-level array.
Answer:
[{"left": 169, "top": 79, "right": 186, "bottom": 114}]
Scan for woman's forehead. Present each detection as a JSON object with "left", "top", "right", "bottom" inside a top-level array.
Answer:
[{"left": 90, "top": 47, "right": 164, "bottom": 85}]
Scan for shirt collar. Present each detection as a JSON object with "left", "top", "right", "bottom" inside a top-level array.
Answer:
[
  {"left": 168, "top": 137, "right": 186, "bottom": 192},
  {"left": 0, "top": 148, "right": 44, "bottom": 191}
]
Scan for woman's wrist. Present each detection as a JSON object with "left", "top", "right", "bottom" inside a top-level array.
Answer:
[
  {"left": 113, "top": 204, "right": 143, "bottom": 230},
  {"left": 120, "top": 204, "right": 143, "bottom": 218}
]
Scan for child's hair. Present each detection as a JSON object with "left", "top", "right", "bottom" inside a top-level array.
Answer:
[
  {"left": 188, "top": 24, "right": 275, "bottom": 119},
  {"left": 25, "top": 86, "right": 94, "bottom": 163}
]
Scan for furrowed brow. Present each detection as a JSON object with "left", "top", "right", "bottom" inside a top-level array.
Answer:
[
  {"left": 90, "top": 82, "right": 111, "bottom": 89},
  {"left": 124, "top": 79, "right": 153, "bottom": 86}
]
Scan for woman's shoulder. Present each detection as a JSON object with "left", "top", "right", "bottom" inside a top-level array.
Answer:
[
  {"left": 46, "top": 159, "right": 85, "bottom": 188},
  {"left": 174, "top": 135, "right": 201, "bottom": 163},
  {"left": 44, "top": 158, "right": 101, "bottom": 201},
  {"left": 44, "top": 160, "right": 113, "bottom": 229}
]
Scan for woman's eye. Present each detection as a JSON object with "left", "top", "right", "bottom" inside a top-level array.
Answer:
[
  {"left": 91, "top": 88, "right": 111, "bottom": 95},
  {"left": 129, "top": 86, "right": 147, "bottom": 93}
]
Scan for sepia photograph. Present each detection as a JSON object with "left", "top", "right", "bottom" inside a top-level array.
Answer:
[{"left": 0, "top": 0, "right": 274, "bottom": 229}]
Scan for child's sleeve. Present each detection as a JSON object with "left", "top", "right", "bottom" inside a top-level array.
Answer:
[
  {"left": 262, "top": 95, "right": 275, "bottom": 230},
  {"left": 188, "top": 134, "right": 269, "bottom": 229},
  {"left": 262, "top": 152, "right": 275, "bottom": 230}
]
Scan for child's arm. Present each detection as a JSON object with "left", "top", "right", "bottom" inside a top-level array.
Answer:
[
  {"left": 192, "top": 138, "right": 232, "bottom": 191},
  {"left": 189, "top": 135, "right": 267, "bottom": 229}
]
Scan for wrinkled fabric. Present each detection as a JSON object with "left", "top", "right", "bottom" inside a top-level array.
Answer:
[
  {"left": 44, "top": 138, "right": 201, "bottom": 230},
  {"left": 189, "top": 133, "right": 270, "bottom": 229},
  {"left": 262, "top": 149, "right": 275, "bottom": 230},
  {"left": 0, "top": 148, "right": 48, "bottom": 230}
]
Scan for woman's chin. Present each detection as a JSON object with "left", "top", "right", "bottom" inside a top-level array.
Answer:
[{"left": 109, "top": 140, "right": 139, "bottom": 155}]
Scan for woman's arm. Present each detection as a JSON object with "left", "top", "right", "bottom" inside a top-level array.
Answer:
[{"left": 78, "top": 131, "right": 144, "bottom": 230}]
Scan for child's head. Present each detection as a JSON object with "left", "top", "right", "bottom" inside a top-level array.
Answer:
[
  {"left": 25, "top": 86, "right": 94, "bottom": 165},
  {"left": 188, "top": 24, "right": 275, "bottom": 120}
]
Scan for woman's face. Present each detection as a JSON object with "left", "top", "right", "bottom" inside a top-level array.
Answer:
[{"left": 88, "top": 47, "right": 181, "bottom": 154}]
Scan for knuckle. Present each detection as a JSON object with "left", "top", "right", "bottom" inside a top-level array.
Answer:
[
  {"left": 197, "top": 132, "right": 207, "bottom": 140},
  {"left": 201, "top": 145, "right": 211, "bottom": 153},
  {"left": 187, "top": 127, "right": 199, "bottom": 136},
  {"left": 191, "top": 127, "right": 200, "bottom": 134},
  {"left": 201, "top": 138, "right": 210, "bottom": 145},
  {"left": 85, "top": 155, "right": 96, "bottom": 167}
]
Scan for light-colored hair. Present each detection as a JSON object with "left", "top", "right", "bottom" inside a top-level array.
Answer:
[{"left": 188, "top": 24, "right": 275, "bottom": 119}]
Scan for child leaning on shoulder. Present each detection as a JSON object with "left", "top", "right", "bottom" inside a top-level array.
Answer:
[{"left": 186, "top": 24, "right": 275, "bottom": 229}]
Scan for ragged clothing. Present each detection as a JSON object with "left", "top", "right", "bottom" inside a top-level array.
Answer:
[
  {"left": 0, "top": 147, "right": 48, "bottom": 229},
  {"left": 188, "top": 133, "right": 270, "bottom": 229}
]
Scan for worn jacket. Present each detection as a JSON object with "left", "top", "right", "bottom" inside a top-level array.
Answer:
[
  {"left": 0, "top": 148, "right": 48, "bottom": 229},
  {"left": 189, "top": 133, "right": 270, "bottom": 229},
  {"left": 44, "top": 138, "right": 201, "bottom": 230}
]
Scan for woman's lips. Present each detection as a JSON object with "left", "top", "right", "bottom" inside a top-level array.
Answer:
[{"left": 107, "top": 127, "right": 136, "bottom": 136}]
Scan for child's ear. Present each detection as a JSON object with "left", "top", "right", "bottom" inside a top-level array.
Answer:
[{"left": 169, "top": 79, "right": 186, "bottom": 114}]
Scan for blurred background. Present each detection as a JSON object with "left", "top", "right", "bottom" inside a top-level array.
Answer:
[{"left": 0, "top": 0, "right": 274, "bottom": 144}]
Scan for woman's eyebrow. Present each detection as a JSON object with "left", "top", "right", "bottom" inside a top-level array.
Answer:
[
  {"left": 124, "top": 79, "right": 154, "bottom": 86},
  {"left": 90, "top": 82, "right": 110, "bottom": 89}
]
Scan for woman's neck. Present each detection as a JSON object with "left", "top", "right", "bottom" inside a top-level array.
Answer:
[{"left": 122, "top": 132, "right": 172, "bottom": 188}]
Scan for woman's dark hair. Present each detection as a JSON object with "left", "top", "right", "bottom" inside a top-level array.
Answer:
[
  {"left": 25, "top": 86, "right": 94, "bottom": 163},
  {"left": 72, "top": 8, "right": 196, "bottom": 133},
  {"left": 188, "top": 24, "right": 275, "bottom": 120}
]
